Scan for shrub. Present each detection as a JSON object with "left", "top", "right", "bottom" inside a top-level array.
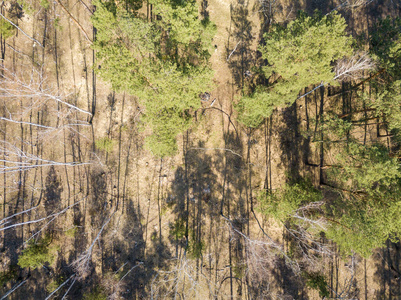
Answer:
[
  {"left": 18, "top": 236, "right": 57, "bottom": 269},
  {"left": 95, "top": 137, "right": 115, "bottom": 153}
]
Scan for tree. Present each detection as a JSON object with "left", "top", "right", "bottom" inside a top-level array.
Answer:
[
  {"left": 83, "top": 287, "right": 107, "bottom": 300},
  {"left": 0, "top": 17, "right": 14, "bottom": 39},
  {"left": 237, "top": 11, "right": 353, "bottom": 127},
  {"left": 258, "top": 181, "right": 333, "bottom": 260},
  {"left": 150, "top": 256, "right": 216, "bottom": 299},
  {"left": 258, "top": 175, "right": 401, "bottom": 258},
  {"left": 327, "top": 141, "right": 400, "bottom": 192},
  {"left": 72, "top": 213, "right": 114, "bottom": 279},
  {"left": 365, "top": 18, "right": 401, "bottom": 136},
  {"left": 91, "top": 0, "right": 216, "bottom": 156},
  {"left": 325, "top": 185, "right": 401, "bottom": 258},
  {"left": 369, "top": 17, "right": 401, "bottom": 79}
]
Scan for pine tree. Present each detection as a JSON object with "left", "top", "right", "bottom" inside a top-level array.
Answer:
[
  {"left": 92, "top": 0, "right": 215, "bottom": 156},
  {"left": 237, "top": 11, "right": 353, "bottom": 127}
]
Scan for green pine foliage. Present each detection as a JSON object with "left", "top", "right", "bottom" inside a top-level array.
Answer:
[
  {"left": 330, "top": 142, "right": 400, "bottom": 193},
  {"left": 92, "top": 0, "right": 215, "bottom": 157},
  {"left": 259, "top": 177, "right": 401, "bottom": 258},
  {"left": 326, "top": 186, "right": 401, "bottom": 258},
  {"left": 18, "top": 236, "right": 57, "bottom": 269},
  {"left": 370, "top": 17, "right": 401, "bottom": 79},
  {"left": 303, "top": 272, "right": 330, "bottom": 298},
  {"left": 258, "top": 180, "right": 322, "bottom": 223},
  {"left": 95, "top": 137, "right": 115, "bottom": 153},
  {"left": 370, "top": 81, "right": 401, "bottom": 133},
  {"left": 237, "top": 11, "right": 353, "bottom": 127},
  {"left": 0, "top": 266, "right": 18, "bottom": 287},
  {"left": 83, "top": 287, "right": 107, "bottom": 300},
  {"left": 46, "top": 276, "right": 65, "bottom": 293},
  {"left": 0, "top": 19, "right": 15, "bottom": 39}
]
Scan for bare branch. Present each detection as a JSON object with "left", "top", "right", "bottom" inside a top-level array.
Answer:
[
  {"left": 227, "top": 41, "right": 241, "bottom": 62},
  {"left": 45, "top": 275, "right": 75, "bottom": 300},
  {"left": 334, "top": 52, "right": 376, "bottom": 81},
  {"left": 189, "top": 147, "right": 242, "bottom": 158},
  {"left": 340, "top": 0, "right": 375, "bottom": 8},
  {"left": 0, "top": 198, "right": 84, "bottom": 232},
  {"left": 151, "top": 256, "right": 216, "bottom": 299},
  {"left": 0, "top": 7, "right": 43, "bottom": 47},
  {"left": 61, "top": 277, "right": 76, "bottom": 300},
  {"left": 0, "top": 66, "right": 92, "bottom": 116},
  {"left": 0, "top": 141, "right": 91, "bottom": 174},
  {"left": 53, "top": 0, "right": 93, "bottom": 43},
  {"left": 25, "top": 197, "right": 86, "bottom": 243},
  {"left": 71, "top": 212, "right": 115, "bottom": 279},
  {"left": 0, "top": 279, "right": 27, "bottom": 300},
  {"left": 0, "top": 205, "right": 38, "bottom": 226}
]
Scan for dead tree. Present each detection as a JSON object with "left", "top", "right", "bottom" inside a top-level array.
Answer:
[
  {"left": 71, "top": 212, "right": 115, "bottom": 279},
  {"left": 0, "top": 279, "right": 28, "bottom": 300},
  {"left": 0, "top": 198, "right": 83, "bottom": 232},
  {"left": 340, "top": 0, "right": 375, "bottom": 8},
  {"left": 334, "top": 52, "right": 376, "bottom": 81},
  {"left": 0, "top": 141, "right": 91, "bottom": 174},
  {"left": 297, "top": 52, "right": 375, "bottom": 100},
  {"left": 45, "top": 274, "right": 75, "bottom": 300},
  {"left": 150, "top": 256, "right": 216, "bottom": 299},
  {"left": 0, "top": 65, "right": 92, "bottom": 117}
]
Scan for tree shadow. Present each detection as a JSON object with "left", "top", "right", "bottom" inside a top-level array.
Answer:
[
  {"left": 270, "top": 256, "right": 307, "bottom": 299},
  {"left": 165, "top": 126, "right": 247, "bottom": 297},
  {"left": 373, "top": 240, "right": 401, "bottom": 299},
  {"left": 227, "top": 0, "right": 256, "bottom": 90},
  {"left": 44, "top": 166, "right": 63, "bottom": 224},
  {"left": 101, "top": 199, "right": 153, "bottom": 299},
  {"left": 275, "top": 104, "right": 304, "bottom": 182},
  {"left": 168, "top": 139, "right": 224, "bottom": 258}
]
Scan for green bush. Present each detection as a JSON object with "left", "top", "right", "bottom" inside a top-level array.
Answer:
[
  {"left": 169, "top": 218, "right": 186, "bottom": 240},
  {"left": 0, "top": 266, "right": 18, "bottom": 286},
  {"left": 83, "top": 287, "right": 107, "bottom": 300},
  {"left": 95, "top": 137, "right": 115, "bottom": 153},
  {"left": 18, "top": 236, "right": 57, "bottom": 269},
  {"left": 40, "top": 0, "right": 49, "bottom": 9},
  {"left": 65, "top": 226, "right": 78, "bottom": 238},
  {"left": 303, "top": 272, "right": 330, "bottom": 298},
  {"left": 188, "top": 239, "right": 203, "bottom": 259},
  {"left": 46, "top": 276, "right": 65, "bottom": 293},
  {"left": 0, "top": 19, "right": 14, "bottom": 39},
  {"left": 258, "top": 179, "right": 322, "bottom": 223}
]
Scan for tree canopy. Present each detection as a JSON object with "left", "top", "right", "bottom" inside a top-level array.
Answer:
[
  {"left": 92, "top": 0, "right": 216, "bottom": 156},
  {"left": 237, "top": 11, "right": 353, "bottom": 127}
]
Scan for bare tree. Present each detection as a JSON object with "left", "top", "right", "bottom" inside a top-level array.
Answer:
[
  {"left": 256, "top": 0, "right": 278, "bottom": 21},
  {"left": 326, "top": 0, "right": 375, "bottom": 15},
  {"left": 150, "top": 256, "right": 216, "bottom": 299},
  {"left": 231, "top": 227, "right": 275, "bottom": 289},
  {"left": 103, "top": 262, "right": 144, "bottom": 300},
  {"left": 0, "top": 205, "right": 38, "bottom": 227},
  {"left": 334, "top": 52, "right": 376, "bottom": 81},
  {"left": 297, "top": 52, "right": 375, "bottom": 100},
  {"left": 0, "top": 279, "right": 28, "bottom": 300},
  {"left": 45, "top": 274, "right": 76, "bottom": 300},
  {"left": 0, "top": 198, "right": 83, "bottom": 232},
  {"left": 340, "top": 0, "right": 375, "bottom": 8},
  {"left": 0, "top": 66, "right": 92, "bottom": 117},
  {"left": 71, "top": 212, "right": 115, "bottom": 279},
  {"left": 0, "top": 141, "right": 91, "bottom": 174},
  {"left": 0, "top": 7, "right": 43, "bottom": 47}
]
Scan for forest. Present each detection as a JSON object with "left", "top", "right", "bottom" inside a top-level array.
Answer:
[{"left": 0, "top": 0, "right": 400, "bottom": 298}]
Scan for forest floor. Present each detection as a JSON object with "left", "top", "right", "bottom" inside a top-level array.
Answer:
[{"left": 0, "top": 0, "right": 400, "bottom": 299}]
